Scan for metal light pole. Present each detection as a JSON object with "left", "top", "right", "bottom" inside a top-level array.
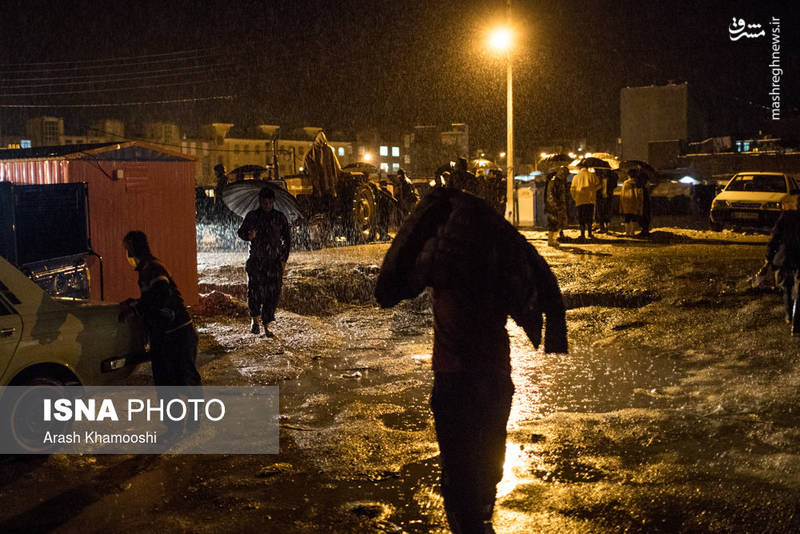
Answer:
[
  {"left": 489, "top": 3, "right": 516, "bottom": 225},
  {"left": 506, "top": 30, "right": 515, "bottom": 225}
]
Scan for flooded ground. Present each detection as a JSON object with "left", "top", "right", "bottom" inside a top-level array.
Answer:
[{"left": 2, "top": 220, "right": 800, "bottom": 533}]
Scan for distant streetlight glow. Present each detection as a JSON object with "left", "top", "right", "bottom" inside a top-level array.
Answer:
[
  {"left": 499, "top": 152, "right": 506, "bottom": 158},
  {"left": 363, "top": 153, "right": 372, "bottom": 162},
  {"left": 489, "top": 27, "right": 512, "bottom": 52}
]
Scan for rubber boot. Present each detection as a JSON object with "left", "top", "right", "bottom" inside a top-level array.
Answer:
[
  {"left": 250, "top": 318, "right": 260, "bottom": 335},
  {"left": 792, "top": 297, "right": 800, "bottom": 336}
]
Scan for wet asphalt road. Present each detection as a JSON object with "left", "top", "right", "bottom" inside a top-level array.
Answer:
[{"left": 2, "top": 224, "right": 800, "bottom": 533}]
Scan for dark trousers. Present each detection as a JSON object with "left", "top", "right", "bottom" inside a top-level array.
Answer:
[
  {"left": 780, "top": 269, "right": 800, "bottom": 319},
  {"left": 150, "top": 325, "right": 201, "bottom": 386},
  {"left": 576, "top": 204, "right": 594, "bottom": 234},
  {"left": 246, "top": 257, "right": 283, "bottom": 324},
  {"left": 596, "top": 196, "right": 612, "bottom": 226},
  {"left": 639, "top": 191, "right": 651, "bottom": 234},
  {"left": 431, "top": 372, "right": 514, "bottom": 534}
]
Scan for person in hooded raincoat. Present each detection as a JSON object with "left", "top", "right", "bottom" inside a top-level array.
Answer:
[
  {"left": 766, "top": 196, "right": 800, "bottom": 335},
  {"left": 237, "top": 187, "right": 291, "bottom": 337},
  {"left": 119, "top": 231, "right": 201, "bottom": 386},
  {"left": 620, "top": 169, "right": 644, "bottom": 236},
  {"left": 394, "top": 168, "right": 420, "bottom": 223},
  {"left": 544, "top": 165, "right": 570, "bottom": 246},
  {"left": 303, "top": 131, "right": 342, "bottom": 212},
  {"left": 570, "top": 166, "right": 601, "bottom": 241},
  {"left": 375, "top": 186, "right": 568, "bottom": 534}
]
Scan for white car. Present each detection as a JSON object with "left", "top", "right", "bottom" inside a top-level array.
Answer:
[
  {"left": 709, "top": 172, "right": 799, "bottom": 231},
  {"left": 0, "top": 256, "right": 147, "bottom": 386}
]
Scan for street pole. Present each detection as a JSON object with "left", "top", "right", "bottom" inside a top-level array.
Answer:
[{"left": 504, "top": 0, "right": 517, "bottom": 226}]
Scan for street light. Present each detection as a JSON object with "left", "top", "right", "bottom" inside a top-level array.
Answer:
[{"left": 488, "top": 17, "right": 516, "bottom": 225}]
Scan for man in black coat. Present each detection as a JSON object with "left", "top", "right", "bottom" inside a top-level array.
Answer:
[
  {"left": 375, "top": 187, "right": 568, "bottom": 533},
  {"left": 237, "top": 187, "right": 291, "bottom": 337},
  {"left": 120, "top": 231, "right": 201, "bottom": 386},
  {"left": 766, "top": 197, "right": 800, "bottom": 335}
]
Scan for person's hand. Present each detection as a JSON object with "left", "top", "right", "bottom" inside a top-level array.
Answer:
[{"left": 248, "top": 229, "right": 257, "bottom": 240}]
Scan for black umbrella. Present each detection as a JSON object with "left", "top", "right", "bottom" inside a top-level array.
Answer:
[
  {"left": 619, "top": 160, "right": 657, "bottom": 182},
  {"left": 619, "top": 160, "right": 655, "bottom": 173},
  {"left": 229, "top": 165, "right": 269, "bottom": 180},
  {"left": 537, "top": 153, "right": 572, "bottom": 173},
  {"left": 221, "top": 180, "right": 303, "bottom": 223},
  {"left": 576, "top": 157, "right": 611, "bottom": 169}
]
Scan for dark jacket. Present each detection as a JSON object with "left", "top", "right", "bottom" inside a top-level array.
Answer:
[
  {"left": 375, "top": 187, "right": 568, "bottom": 373},
  {"left": 238, "top": 208, "right": 291, "bottom": 262},
  {"left": 767, "top": 210, "right": 800, "bottom": 272},
  {"left": 133, "top": 257, "right": 191, "bottom": 334}
]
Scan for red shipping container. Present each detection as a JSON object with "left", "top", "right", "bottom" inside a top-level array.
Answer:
[{"left": 0, "top": 142, "right": 198, "bottom": 305}]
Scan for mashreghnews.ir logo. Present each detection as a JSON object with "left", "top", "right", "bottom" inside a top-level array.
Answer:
[{"left": 728, "top": 17, "right": 782, "bottom": 121}]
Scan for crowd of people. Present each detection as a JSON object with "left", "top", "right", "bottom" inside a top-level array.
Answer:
[{"left": 544, "top": 165, "right": 652, "bottom": 244}]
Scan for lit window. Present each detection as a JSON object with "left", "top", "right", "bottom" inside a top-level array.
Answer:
[
  {"left": 379, "top": 146, "right": 388, "bottom": 157},
  {"left": 380, "top": 163, "right": 389, "bottom": 172},
  {"left": 392, "top": 163, "right": 400, "bottom": 170},
  {"left": 392, "top": 146, "right": 400, "bottom": 157},
  {"left": 338, "top": 147, "right": 345, "bottom": 157}
]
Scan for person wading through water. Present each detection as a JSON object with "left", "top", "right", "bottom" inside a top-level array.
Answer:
[{"left": 375, "top": 186, "right": 568, "bottom": 534}]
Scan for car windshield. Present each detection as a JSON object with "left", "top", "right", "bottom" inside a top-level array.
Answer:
[{"left": 725, "top": 174, "right": 787, "bottom": 193}]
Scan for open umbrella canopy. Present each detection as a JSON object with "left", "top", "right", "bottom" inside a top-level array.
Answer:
[
  {"left": 588, "top": 152, "right": 620, "bottom": 169},
  {"left": 576, "top": 157, "right": 611, "bottom": 169},
  {"left": 619, "top": 160, "right": 657, "bottom": 180},
  {"left": 221, "top": 180, "right": 303, "bottom": 223},
  {"left": 228, "top": 165, "right": 269, "bottom": 180},
  {"left": 620, "top": 159, "right": 656, "bottom": 172},
  {"left": 537, "top": 153, "right": 572, "bottom": 173}
]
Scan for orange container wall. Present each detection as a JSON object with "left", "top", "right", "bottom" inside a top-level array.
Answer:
[
  {"left": 0, "top": 160, "right": 70, "bottom": 184},
  {"left": 0, "top": 157, "right": 198, "bottom": 305}
]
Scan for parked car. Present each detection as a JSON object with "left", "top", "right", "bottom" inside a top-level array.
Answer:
[
  {"left": 709, "top": 172, "right": 800, "bottom": 231},
  {"left": 0, "top": 255, "right": 147, "bottom": 386}
]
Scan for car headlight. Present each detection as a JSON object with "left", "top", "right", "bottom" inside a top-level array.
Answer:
[
  {"left": 101, "top": 356, "right": 127, "bottom": 372},
  {"left": 712, "top": 199, "right": 728, "bottom": 209},
  {"left": 763, "top": 201, "right": 782, "bottom": 210}
]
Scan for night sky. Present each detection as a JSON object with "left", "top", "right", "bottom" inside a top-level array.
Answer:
[{"left": 0, "top": 0, "right": 797, "bottom": 155}]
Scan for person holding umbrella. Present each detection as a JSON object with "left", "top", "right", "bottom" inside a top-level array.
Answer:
[
  {"left": 237, "top": 187, "right": 291, "bottom": 337},
  {"left": 620, "top": 168, "right": 644, "bottom": 236},
  {"left": 544, "top": 165, "right": 570, "bottom": 246},
  {"left": 570, "top": 165, "right": 602, "bottom": 241}
]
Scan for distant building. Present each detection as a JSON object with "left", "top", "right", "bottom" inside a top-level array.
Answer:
[
  {"left": 176, "top": 124, "right": 354, "bottom": 186},
  {"left": 620, "top": 82, "right": 703, "bottom": 162},
  {"left": 407, "top": 123, "right": 469, "bottom": 178},
  {"left": 353, "top": 129, "right": 405, "bottom": 175},
  {"left": 25, "top": 116, "right": 64, "bottom": 146}
]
